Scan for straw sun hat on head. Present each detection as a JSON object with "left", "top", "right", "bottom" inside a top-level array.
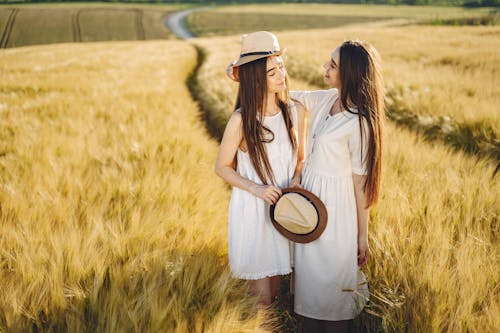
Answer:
[
  {"left": 228, "top": 31, "right": 284, "bottom": 81},
  {"left": 270, "top": 188, "right": 328, "bottom": 244}
]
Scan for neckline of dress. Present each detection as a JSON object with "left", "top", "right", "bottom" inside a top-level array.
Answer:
[
  {"left": 326, "top": 94, "right": 357, "bottom": 118},
  {"left": 327, "top": 95, "right": 344, "bottom": 117},
  {"left": 264, "top": 111, "right": 281, "bottom": 118}
]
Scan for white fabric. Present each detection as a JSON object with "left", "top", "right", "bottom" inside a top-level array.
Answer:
[
  {"left": 227, "top": 104, "right": 297, "bottom": 280},
  {"left": 290, "top": 89, "right": 369, "bottom": 320}
]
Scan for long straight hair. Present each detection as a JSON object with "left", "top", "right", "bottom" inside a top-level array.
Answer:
[
  {"left": 339, "top": 40, "right": 384, "bottom": 207},
  {"left": 235, "top": 57, "right": 297, "bottom": 185}
]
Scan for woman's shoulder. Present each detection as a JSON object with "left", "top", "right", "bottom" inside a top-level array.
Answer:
[{"left": 227, "top": 109, "right": 243, "bottom": 127}]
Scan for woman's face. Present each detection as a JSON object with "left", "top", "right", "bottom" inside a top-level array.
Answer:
[
  {"left": 323, "top": 47, "right": 341, "bottom": 89},
  {"left": 266, "top": 56, "right": 287, "bottom": 94}
]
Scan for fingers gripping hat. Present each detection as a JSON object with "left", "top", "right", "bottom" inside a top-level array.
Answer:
[
  {"left": 270, "top": 188, "right": 328, "bottom": 243},
  {"left": 233, "top": 31, "right": 283, "bottom": 67}
]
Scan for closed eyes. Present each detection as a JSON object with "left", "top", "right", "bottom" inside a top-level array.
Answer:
[
  {"left": 267, "top": 64, "right": 284, "bottom": 76},
  {"left": 330, "top": 58, "right": 337, "bottom": 69}
]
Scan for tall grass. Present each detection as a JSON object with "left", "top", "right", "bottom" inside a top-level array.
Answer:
[
  {"left": 192, "top": 32, "right": 499, "bottom": 332},
  {"left": 0, "top": 40, "right": 273, "bottom": 332}
]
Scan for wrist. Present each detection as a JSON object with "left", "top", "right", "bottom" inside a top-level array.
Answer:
[
  {"left": 358, "top": 232, "right": 368, "bottom": 241},
  {"left": 248, "top": 183, "right": 260, "bottom": 196}
]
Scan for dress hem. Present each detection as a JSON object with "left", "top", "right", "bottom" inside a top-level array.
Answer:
[
  {"left": 294, "top": 308, "right": 363, "bottom": 321},
  {"left": 232, "top": 268, "right": 292, "bottom": 280}
]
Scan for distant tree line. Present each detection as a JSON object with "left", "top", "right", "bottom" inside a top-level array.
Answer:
[{"left": 0, "top": 0, "right": 498, "bottom": 8}]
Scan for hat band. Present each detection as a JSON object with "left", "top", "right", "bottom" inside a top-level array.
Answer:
[{"left": 240, "top": 50, "right": 280, "bottom": 58}]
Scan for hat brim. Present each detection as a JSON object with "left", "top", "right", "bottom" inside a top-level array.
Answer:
[
  {"left": 232, "top": 50, "right": 283, "bottom": 67},
  {"left": 270, "top": 187, "right": 328, "bottom": 244}
]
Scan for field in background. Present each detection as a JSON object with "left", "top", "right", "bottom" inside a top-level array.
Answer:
[
  {"left": 0, "top": 3, "right": 184, "bottom": 48},
  {"left": 213, "top": 4, "right": 494, "bottom": 18},
  {"left": 193, "top": 30, "right": 499, "bottom": 331},
  {"left": 0, "top": 40, "right": 273, "bottom": 332},
  {"left": 186, "top": 3, "right": 496, "bottom": 36}
]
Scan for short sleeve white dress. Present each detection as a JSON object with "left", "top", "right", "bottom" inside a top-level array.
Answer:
[
  {"left": 290, "top": 89, "right": 369, "bottom": 320},
  {"left": 227, "top": 104, "right": 297, "bottom": 280}
]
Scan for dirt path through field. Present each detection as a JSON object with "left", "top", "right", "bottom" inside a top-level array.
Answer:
[{"left": 164, "top": 7, "right": 206, "bottom": 39}]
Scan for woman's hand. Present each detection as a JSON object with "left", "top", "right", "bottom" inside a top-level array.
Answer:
[
  {"left": 250, "top": 184, "right": 282, "bottom": 205},
  {"left": 357, "top": 235, "right": 370, "bottom": 266},
  {"left": 289, "top": 176, "right": 302, "bottom": 188}
]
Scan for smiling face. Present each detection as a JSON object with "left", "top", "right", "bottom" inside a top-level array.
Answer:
[
  {"left": 323, "top": 47, "right": 341, "bottom": 89},
  {"left": 266, "top": 55, "right": 287, "bottom": 94}
]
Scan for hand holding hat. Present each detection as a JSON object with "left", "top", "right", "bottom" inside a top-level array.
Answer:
[{"left": 270, "top": 187, "right": 328, "bottom": 243}]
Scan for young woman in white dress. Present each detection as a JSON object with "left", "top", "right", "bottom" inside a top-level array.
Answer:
[
  {"left": 290, "top": 40, "right": 384, "bottom": 332},
  {"left": 215, "top": 31, "right": 305, "bottom": 306}
]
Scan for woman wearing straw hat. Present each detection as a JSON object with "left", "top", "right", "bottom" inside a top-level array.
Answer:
[
  {"left": 229, "top": 39, "right": 383, "bottom": 331},
  {"left": 215, "top": 31, "right": 306, "bottom": 306}
]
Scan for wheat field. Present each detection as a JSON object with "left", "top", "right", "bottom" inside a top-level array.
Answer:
[
  {"left": 0, "top": 40, "right": 275, "bottom": 332},
  {"left": 0, "top": 9, "right": 499, "bottom": 333}
]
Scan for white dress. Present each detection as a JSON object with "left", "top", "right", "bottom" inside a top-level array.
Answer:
[
  {"left": 290, "top": 89, "right": 369, "bottom": 320},
  {"left": 227, "top": 104, "right": 297, "bottom": 280}
]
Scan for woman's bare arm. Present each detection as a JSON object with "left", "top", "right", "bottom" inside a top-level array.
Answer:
[
  {"left": 290, "top": 102, "right": 307, "bottom": 187},
  {"left": 215, "top": 112, "right": 282, "bottom": 205},
  {"left": 352, "top": 173, "right": 370, "bottom": 266}
]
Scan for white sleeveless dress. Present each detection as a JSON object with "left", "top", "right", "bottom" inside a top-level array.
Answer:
[
  {"left": 290, "top": 89, "right": 369, "bottom": 320},
  {"left": 227, "top": 104, "right": 297, "bottom": 280}
]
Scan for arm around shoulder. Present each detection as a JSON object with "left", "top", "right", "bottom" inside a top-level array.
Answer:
[
  {"left": 290, "top": 102, "right": 307, "bottom": 187},
  {"left": 295, "top": 103, "right": 306, "bottom": 165},
  {"left": 290, "top": 88, "right": 337, "bottom": 118}
]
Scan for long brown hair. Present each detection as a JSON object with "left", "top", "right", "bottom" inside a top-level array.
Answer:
[
  {"left": 339, "top": 40, "right": 384, "bottom": 207},
  {"left": 235, "top": 57, "right": 297, "bottom": 185}
]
